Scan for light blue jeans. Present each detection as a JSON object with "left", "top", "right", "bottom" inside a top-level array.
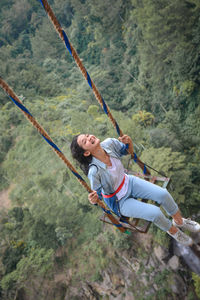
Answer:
[{"left": 118, "top": 175, "right": 179, "bottom": 231}]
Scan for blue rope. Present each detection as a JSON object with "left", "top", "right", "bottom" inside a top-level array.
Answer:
[
  {"left": 9, "top": 96, "right": 32, "bottom": 117},
  {"left": 38, "top": 0, "right": 44, "bottom": 8},
  {"left": 101, "top": 208, "right": 123, "bottom": 228},
  {"left": 9, "top": 95, "right": 62, "bottom": 155},
  {"left": 115, "top": 121, "right": 121, "bottom": 136},
  {"left": 101, "top": 97, "right": 108, "bottom": 115},
  {"left": 133, "top": 152, "right": 138, "bottom": 162},
  {"left": 41, "top": 135, "right": 62, "bottom": 153},
  {"left": 62, "top": 30, "right": 72, "bottom": 56},
  {"left": 71, "top": 170, "right": 86, "bottom": 181},
  {"left": 102, "top": 207, "right": 112, "bottom": 215},
  {"left": 86, "top": 72, "right": 92, "bottom": 88}
]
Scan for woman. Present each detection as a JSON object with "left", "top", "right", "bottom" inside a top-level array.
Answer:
[{"left": 70, "top": 134, "right": 200, "bottom": 245}]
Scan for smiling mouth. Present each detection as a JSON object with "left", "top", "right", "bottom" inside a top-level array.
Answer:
[{"left": 91, "top": 136, "right": 96, "bottom": 144}]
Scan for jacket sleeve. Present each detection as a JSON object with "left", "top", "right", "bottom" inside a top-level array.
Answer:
[
  {"left": 88, "top": 165, "right": 103, "bottom": 200},
  {"left": 110, "top": 138, "right": 129, "bottom": 156}
]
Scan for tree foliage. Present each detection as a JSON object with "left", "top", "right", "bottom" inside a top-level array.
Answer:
[{"left": 0, "top": 0, "right": 200, "bottom": 298}]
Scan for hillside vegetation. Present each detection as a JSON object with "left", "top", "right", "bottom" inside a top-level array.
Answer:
[{"left": 0, "top": 0, "right": 200, "bottom": 299}]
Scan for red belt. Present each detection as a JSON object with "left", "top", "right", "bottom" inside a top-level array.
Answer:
[{"left": 102, "top": 175, "right": 125, "bottom": 198}]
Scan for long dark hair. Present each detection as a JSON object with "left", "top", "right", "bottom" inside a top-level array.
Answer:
[{"left": 70, "top": 134, "right": 92, "bottom": 175}]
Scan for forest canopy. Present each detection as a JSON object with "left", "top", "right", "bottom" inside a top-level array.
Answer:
[{"left": 0, "top": 0, "right": 200, "bottom": 299}]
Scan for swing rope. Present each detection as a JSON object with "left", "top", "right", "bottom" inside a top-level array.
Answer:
[
  {"left": 38, "top": 0, "right": 151, "bottom": 176},
  {"left": 0, "top": 77, "right": 128, "bottom": 234}
]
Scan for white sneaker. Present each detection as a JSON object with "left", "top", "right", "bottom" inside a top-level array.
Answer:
[
  {"left": 172, "top": 218, "right": 200, "bottom": 233},
  {"left": 167, "top": 229, "right": 193, "bottom": 246}
]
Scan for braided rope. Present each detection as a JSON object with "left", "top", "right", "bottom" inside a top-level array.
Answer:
[
  {"left": 0, "top": 77, "right": 126, "bottom": 233},
  {"left": 38, "top": 0, "right": 150, "bottom": 175}
]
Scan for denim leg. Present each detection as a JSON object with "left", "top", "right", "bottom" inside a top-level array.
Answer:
[
  {"left": 128, "top": 175, "right": 178, "bottom": 216},
  {"left": 119, "top": 197, "right": 172, "bottom": 231},
  {"left": 118, "top": 175, "right": 179, "bottom": 232}
]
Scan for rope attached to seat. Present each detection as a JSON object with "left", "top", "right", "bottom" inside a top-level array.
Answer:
[
  {"left": 0, "top": 77, "right": 127, "bottom": 234},
  {"left": 38, "top": 0, "right": 151, "bottom": 176}
]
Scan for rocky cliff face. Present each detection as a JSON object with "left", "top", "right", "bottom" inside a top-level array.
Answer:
[
  {"left": 62, "top": 232, "right": 200, "bottom": 300},
  {"left": 12, "top": 231, "right": 199, "bottom": 300}
]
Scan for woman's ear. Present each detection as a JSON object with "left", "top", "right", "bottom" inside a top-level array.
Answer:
[{"left": 83, "top": 150, "right": 91, "bottom": 157}]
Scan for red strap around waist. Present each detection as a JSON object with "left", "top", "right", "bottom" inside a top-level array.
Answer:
[{"left": 102, "top": 175, "right": 125, "bottom": 198}]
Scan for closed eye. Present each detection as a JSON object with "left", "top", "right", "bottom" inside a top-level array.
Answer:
[{"left": 84, "top": 134, "right": 89, "bottom": 144}]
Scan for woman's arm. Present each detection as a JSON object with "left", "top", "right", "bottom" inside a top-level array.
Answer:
[{"left": 88, "top": 165, "right": 102, "bottom": 205}]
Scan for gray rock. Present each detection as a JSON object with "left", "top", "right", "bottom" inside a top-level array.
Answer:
[
  {"left": 153, "top": 245, "right": 168, "bottom": 263},
  {"left": 168, "top": 255, "right": 179, "bottom": 271}
]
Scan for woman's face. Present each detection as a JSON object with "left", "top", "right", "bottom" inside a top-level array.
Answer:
[{"left": 77, "top": 134, "right": 100, "bottom": 154}]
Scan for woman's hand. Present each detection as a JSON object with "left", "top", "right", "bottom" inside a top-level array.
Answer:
[
  {"left": 118, "top": 135, "right": 134, "bottom": 153},
  {"left": 119, "top": 134, "right": 131, "bottom": 144},
  {"left": 88, "top": 190, "right": 99, "bottom": 204}
]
